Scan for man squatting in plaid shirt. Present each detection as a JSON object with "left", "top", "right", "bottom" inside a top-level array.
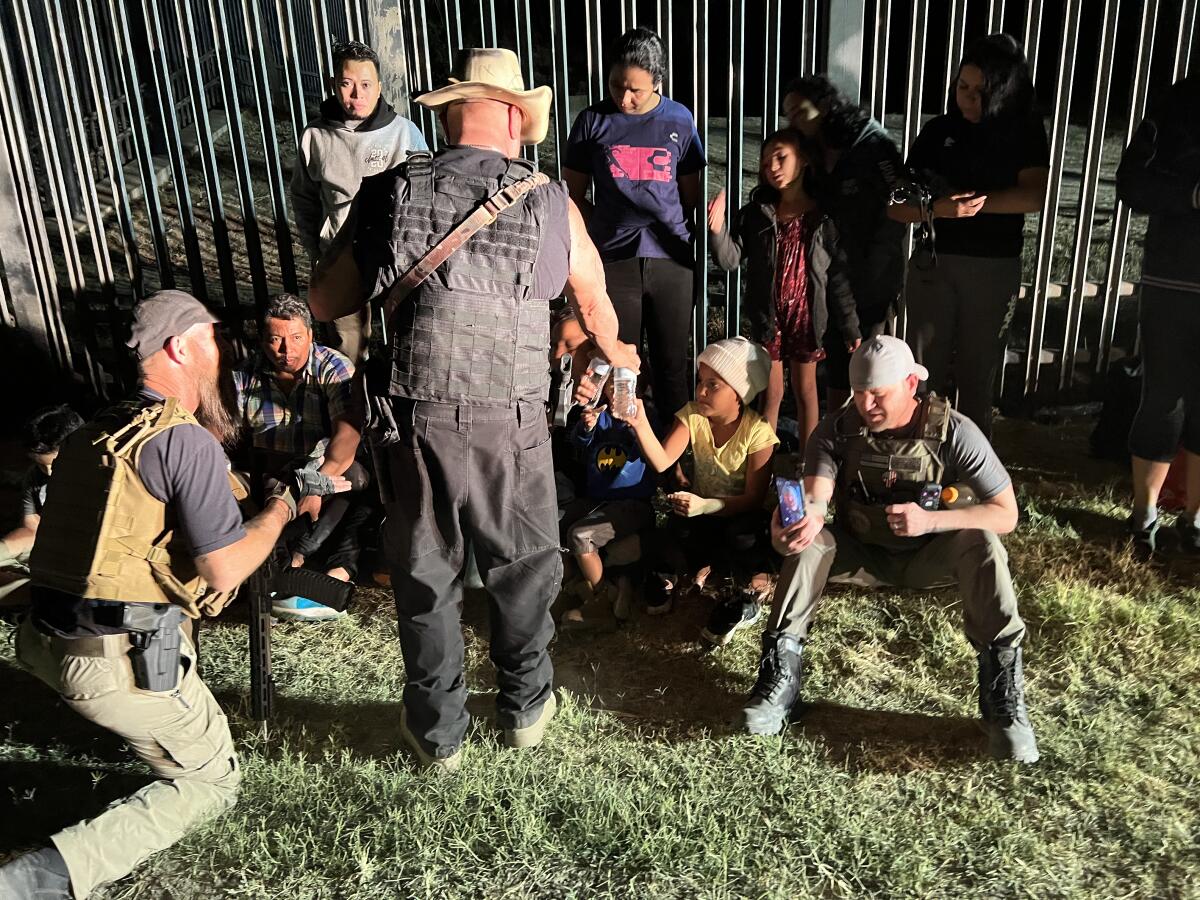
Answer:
[{"left": 232, "top": 293, "right": 372, "bottom": 620}]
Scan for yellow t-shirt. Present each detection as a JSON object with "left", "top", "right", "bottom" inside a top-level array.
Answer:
[{"left": 676, "top": 402, "right": 780, "bottom": 498}]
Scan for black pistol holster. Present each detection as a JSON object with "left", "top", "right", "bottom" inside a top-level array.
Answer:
[{"left": 121, "top": 603, "right": 185, "bottom": 692}]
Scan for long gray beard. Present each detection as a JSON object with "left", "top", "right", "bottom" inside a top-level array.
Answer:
[{"left": 196, "top": 367, "right": 240, "bottom": 447}]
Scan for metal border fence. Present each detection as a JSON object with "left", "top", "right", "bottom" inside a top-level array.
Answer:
[{"left": 0, "top": 0, "right": 1194, "bottom": 410}]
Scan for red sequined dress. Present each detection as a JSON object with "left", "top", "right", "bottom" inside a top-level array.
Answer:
[{"left": 764, "top": 211, "right": 826, "bottom": 364}]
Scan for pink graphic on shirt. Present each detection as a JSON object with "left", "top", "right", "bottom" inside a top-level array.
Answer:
[{"left": 608, "top": 145, "right": 674, "bottom": 182}]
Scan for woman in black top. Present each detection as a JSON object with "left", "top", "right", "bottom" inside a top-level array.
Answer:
[
  {"left": 783, "top": 75, "right": 905, "bottom": 408},
  {"left": 890, "top": 34, "right": 1049, "bottom": 436}
]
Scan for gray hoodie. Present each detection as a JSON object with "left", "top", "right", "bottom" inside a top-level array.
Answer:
[{"left": 290, "top": 97, "right": 428, "bottom": 263}]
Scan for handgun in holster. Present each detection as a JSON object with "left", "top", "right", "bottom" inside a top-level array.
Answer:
[
  {"left": 121, "top": 603, "right": 186, "bottom": 692},
  {"left": 552, "top": 351, "right": 575, "bottom": 428}
]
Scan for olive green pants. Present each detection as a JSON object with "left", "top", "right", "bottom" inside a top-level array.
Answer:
[
  {"left": 15, "top": 615, "right": 240, "bottom": 899},
  {"left": 0, "top": 542, "right": 30, "bottom": 607},
  {"left": 767, "top": 525, "right": 1026, "bottom": 651}
]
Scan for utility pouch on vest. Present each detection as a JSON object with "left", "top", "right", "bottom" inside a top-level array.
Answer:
[{"left": 122, "top": 603, "right": 185, "bottom": 692}]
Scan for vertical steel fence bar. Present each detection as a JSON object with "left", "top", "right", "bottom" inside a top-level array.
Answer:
[
  {"left": 177, "top": 0, "right": 240, "bottom": 308},
  {"left": 45, "top": 0, "right": 115, "bottom": 302},
  {"left": 693, "top": 0, "right": 709, "bottom": 353},
  {"left": 944, "top": 0, "right": 967, "bottom": 105},
  {"left": 549, "top": 0, "right": 571, "bottom": 179},
  {"left": 623, "top": 0, "right": 636, "bottom": 32},
  {"left": 725, "top": 0, "right": 745, "bottom": 337},
  {"left": 1173, "top": 0, "right": 1198, "bottom": 78},
  {"left": 106, "top": 0, "right": 175, "bottom": 289},
  {"left": 484, "top": 0, "right": 497, "bottom": 45},
  {"left": 591, "top": 2, "right": 606, "bottom": 107},
  {"left": 246, "top": 0, "right": 299, "bottom": 293},
  {"left": 276, "top": 0, "right": 311, "bottom": 156},
  {"left": 210, "top": 0, "right": 270, "bottom": 307},
  {"left": 1022, "top": 0, "right": 1042, "bottom": 78},
  {"left": 403, "top": 0, "right": 435, "bottom": 148},
  {"left": 1097, "top": 0, "right": 1158, "bottom": 376},
  {"left": 761, "top": 0, "right": 781, "bottom": 144},
  {"left": 75, "top": 0, "right": 143, "bottom": 296},
  {"left": 896, "top": 0, "right": 928, "bottom": 340},
  {"left": 988, "top": 0, "right": 1006, "bottom": 33},
  {"left": 515, "top": 0, "right": 536, "bottom": 165},
  {"left": 141, "top": 0, "right": 210, "bottom": 298},
  {"left": 658, "top": 0, "right": 670, "bottom": 95},
  {"left": 11, "top": 0, "right": 86, "bottom": 300},
  {"left": 417, "top": 0, "right": 439, "bottom": 150},
  {"left": 901, "top": 0, "right": 928, "bottom": 157},
  {"left": 310, "top": 0, "right": 336, "bottom": 76},
  {"left": 1059, "top": 0, "right": 1119, "bottom": 390},
  {"left": 870, "top": 0, "right": 892, "bottom": 125},
  {"left": 445, "top": 0, "right": 463, "bottom": 57},
  {"left": 0, "top": 26, "right": 66, "bottom": 362},
  {"left": 801, "top": 0, "right": 820, "bottom": 76},
  {"left": 1024, "top": 0, "right": 1082, "bottom": 397}
]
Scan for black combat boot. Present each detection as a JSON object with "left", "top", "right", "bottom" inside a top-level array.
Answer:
[
  {"left": 977, "top": 645, "right": 1040, "bottom": 764},
  {"left": 740, "top": 630, "right": 804, "bottom": 735}
]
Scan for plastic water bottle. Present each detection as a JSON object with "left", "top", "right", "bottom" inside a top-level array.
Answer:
[
  {"left": 611, "top": 367, "right": 638, "bottom": 420},
  {"left": 940, "top": 484, "right": 978, "bottom": 509},
  {"left": 583, "top": 359, "right": 611, "bottom": 409}
]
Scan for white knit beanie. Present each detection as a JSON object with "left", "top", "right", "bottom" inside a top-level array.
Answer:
[{"left": 696, "top": 337, "right": 772, "bottom": 404}]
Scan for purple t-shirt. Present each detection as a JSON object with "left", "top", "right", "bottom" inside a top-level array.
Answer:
[{"left": 564, "top": 97, "right": 706, "bottom": 266}]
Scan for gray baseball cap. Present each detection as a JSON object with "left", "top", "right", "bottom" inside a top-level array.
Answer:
[
  {"left": 126, "top": 290, "right": 221, "bottom": 360},
  {"left": 848, "top": 336, "right": 929, "bottom": 390}
]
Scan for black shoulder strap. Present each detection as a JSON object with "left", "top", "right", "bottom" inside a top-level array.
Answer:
[{"left": 404, "top": 151, "right": 434, "bottom": 203}]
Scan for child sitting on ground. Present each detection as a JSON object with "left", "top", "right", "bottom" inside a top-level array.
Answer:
[
  {"left": 0, "top": 405, "right": 84, "bottom": 607},
  {"left": 621, "top": 337, "right": 779, "bottom": 646},
  {"left": 558, "top": 379, "right": 657, "bottom": 630}
]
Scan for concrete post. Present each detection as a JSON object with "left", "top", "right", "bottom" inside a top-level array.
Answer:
[
  {"left": 366, "top": 0, "right": 412, "bottom": 118},
  {"left": 826, "top": 0, "right": 867, "bottom": 103}
]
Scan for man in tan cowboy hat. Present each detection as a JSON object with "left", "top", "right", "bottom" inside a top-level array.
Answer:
[{"left": 309, "top": 48, "right": 639, "bottom": 772}]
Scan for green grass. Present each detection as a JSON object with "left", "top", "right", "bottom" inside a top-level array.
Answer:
[{"left": 2, "top": 419, "right": 1199, "bottom": 899}]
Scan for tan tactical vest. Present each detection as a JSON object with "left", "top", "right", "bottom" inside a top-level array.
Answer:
[
  {"left": 833, "top": 395, "right": 951, "bottom": 551},
  {"left": 29, "top": 398, "right": 244, "bottom": 618}
]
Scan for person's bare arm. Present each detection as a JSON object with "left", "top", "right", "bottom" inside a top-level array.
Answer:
[
  {"left": 885, "top": 482, "right": 1019, "bottom": 538},
  {"left": 670, "top": 445, "right": 775, "bottom": 517},
  {"left": 320, "top": 417, "right": 360, "bottom": 478},
  {"left": 1, "top": 514, "right": 39, "bottom": 557},
  {"left": 295, "top": 417, "right": 361, "bottom": 522},
  {"left": 630, "top": 406, "right": 691, "bottom": 472},
  {"left": 563, "top": 167, "right": 594, "bottom": 221},
  {"left": 194, "top": 498, "right": 294, "bottom": 593},
  {"left": 308, "top": 215, "right": 365, "bottom": 323},
  {"left": 564, "top": 198, "right": 639, "bottom": 371},
  {"left": 978, "top": 167, "right": 1049, "bottom": 215}
]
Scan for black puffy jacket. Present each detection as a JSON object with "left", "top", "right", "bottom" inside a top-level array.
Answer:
[{"left": 709, "top": 186, "right": 861, "bottom": 349}]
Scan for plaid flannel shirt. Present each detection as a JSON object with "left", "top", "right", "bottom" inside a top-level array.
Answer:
[{"left": 233, "top": 343, "right": 354, "bottom": 459}]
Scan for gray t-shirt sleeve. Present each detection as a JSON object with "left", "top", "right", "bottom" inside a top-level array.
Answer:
[
  {"left": 804, "top": 414, "right": 841, "bottom": 482},
  {"left": 20, "top": 468, "right": 47, "bottom": 518},
  {"left": 138, "top": 424, "right": 246, "bottom": 556},
  {"left": 942, "top": 413, "right": 1011, "bottom": 500},
  {"left": 532, "top": 181, "right": 571, "bottom": 300}
]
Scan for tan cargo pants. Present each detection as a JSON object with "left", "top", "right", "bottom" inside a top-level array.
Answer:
[
  {"left": 768, "top": 525, "right": 1026, "bottom": 651},
  {"left": 15, "top": 614, "right": 240, "bottom": 899}
]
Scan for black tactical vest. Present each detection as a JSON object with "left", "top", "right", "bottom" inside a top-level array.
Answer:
[
  {"left": 832, "top": 394, "right": 951, "bottom": 551},
  {"left": 371, "top": 149, "right": 567, "bottom": 406}
]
